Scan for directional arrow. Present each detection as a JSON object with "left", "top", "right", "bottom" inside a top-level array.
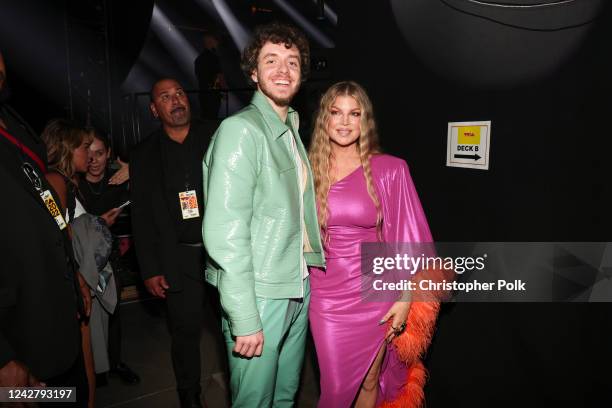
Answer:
[{"left": 454, "top": 153, "right": 481, "bottom": 161}]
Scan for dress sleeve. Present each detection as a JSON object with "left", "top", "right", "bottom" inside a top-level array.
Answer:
[
  {"left": 375, "top": 157, "right": 441, "bottom": 369},
  {"left": 379, "top": 159, "right": 433, "bottom": 244}
]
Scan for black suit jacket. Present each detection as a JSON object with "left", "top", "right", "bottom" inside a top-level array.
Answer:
[
  {"left": 130, "top": 120, "right": 217, "bottom": 290},
  {"left": 0, "top": 105, "right": 80, "bottom": 380}
]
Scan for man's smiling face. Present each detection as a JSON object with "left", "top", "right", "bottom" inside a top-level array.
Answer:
[{"left": 251, "top": 41, "right": 302, "bottom": 110}]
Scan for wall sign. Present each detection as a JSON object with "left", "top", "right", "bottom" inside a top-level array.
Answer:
[{"left": 446, "top": 121, "right": 491, "bottom": 170}]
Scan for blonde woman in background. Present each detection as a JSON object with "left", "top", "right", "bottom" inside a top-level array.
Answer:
[{"left": 43, "top": 119, "right": 122, "bottom": 407}]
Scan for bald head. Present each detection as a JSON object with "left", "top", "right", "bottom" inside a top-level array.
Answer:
[
  {"left": 149, "top": 78, "right": 191, "bottom": 129},
  {"left": 150, "top": 78, "right": 179, "bottom": 101}
]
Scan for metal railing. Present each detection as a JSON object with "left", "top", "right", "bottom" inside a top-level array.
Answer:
[{"left": 119, "top": 88, "right": 254, "bottom": 156}]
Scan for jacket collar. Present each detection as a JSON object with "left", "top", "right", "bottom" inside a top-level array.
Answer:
[{"left": 250, "top": 91, "right": 299, "bottom": 139}]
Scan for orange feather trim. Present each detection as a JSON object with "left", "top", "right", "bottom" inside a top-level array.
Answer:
[
  {"left": 378, "top": 361, "right": 427, "bottom": 408},
  {"left": 378, "top": 268, "right": 442, "bottom": 408},
  {"left": 392, "top": 300, "right": 440, "bottom": 364}
]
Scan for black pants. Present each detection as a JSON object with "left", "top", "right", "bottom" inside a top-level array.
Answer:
[
  {"left": 40, "top": 350, "right": 88, "bottom": 407},
  {"left": 165, "top": 245, "right": 206, "bottom": 393}
]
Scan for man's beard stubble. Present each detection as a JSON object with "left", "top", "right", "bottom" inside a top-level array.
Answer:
[
  {"left": 258, "top": 78, "right": 300, "bottom": 108},
  {"left": 169, "top": 106, "right": 191, "bottom": 127}
]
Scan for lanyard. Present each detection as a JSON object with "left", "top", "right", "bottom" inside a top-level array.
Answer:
[
  {"left": 22, "top": 162, "right": 44, "bottom": 193},
  {"left": 0, "top": 125, "right": 47, "bottom": 173}
]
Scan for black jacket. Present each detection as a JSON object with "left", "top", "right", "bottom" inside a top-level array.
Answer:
[
  {"left": 130, "top": 119, "right": 217, "bottom": 290},
  {"left": 0, "top": 105, "right": 80, "bottom": 380}
]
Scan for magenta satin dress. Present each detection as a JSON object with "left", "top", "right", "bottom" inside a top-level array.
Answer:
[{"left": 309, "top": 154, "right": 433, "bottom": 407}]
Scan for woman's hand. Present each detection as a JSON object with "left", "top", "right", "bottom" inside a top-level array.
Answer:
[
  {"left": 379, "top": 300, "right": 411, "bottom": 343},
  {"left": 108, "top": 159, "right": 129, "bottom": 185},
  {"left": 77, "top": 272, "right": 91, "bottom": 318},
  {"left": 100, "top": 207, "right": 122, "bottom": 227}
]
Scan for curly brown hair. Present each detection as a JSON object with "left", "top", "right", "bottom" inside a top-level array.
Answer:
[{"left": 241, "top": 22, "right": 310, "bottom": 87}]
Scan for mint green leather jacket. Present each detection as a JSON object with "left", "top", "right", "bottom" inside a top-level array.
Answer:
[{"left": 202, "top": 91, "right": 325, "bottom": 336}]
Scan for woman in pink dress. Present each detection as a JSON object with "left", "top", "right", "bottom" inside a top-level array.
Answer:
[{"left": 308, "top": 81, "right": 439, "bottom": 408}]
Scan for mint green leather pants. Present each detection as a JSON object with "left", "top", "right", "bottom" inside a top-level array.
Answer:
[{"left": 222, "top": 280, "right": 310, "bottom": 408}]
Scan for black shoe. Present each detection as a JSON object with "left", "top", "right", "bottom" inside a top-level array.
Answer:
[
  {"left": 109, "top": 362, "right": 141, "bottom": 385},
  {"left": 178, "top": 389, "right": 204, "bottom": 408}
]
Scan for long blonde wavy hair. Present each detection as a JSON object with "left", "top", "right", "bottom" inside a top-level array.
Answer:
[{"left": 309, "top": 81, "right": 382, "bottom": 241}]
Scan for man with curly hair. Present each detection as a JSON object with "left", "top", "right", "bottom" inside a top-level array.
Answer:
[{"left": 202, "top": 22, "right": 324, "bottom": 407}]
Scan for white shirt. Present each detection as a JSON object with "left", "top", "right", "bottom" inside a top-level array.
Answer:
[{"left": 287, "top": 129, "right": 309, "bottom": 280}]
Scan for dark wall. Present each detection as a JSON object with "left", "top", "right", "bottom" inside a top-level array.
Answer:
[
  {"left": 0, "top": 0, "right": 70, "bottom": 132},
  {"left": 335, "top": 1, "right": 611, "bottom": 243},
  {"left": 334, "top": 1, "right": 612, "bottom": 407},
  {"left": 0, "top": 0, "right": 154, "bottom": 139}
]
